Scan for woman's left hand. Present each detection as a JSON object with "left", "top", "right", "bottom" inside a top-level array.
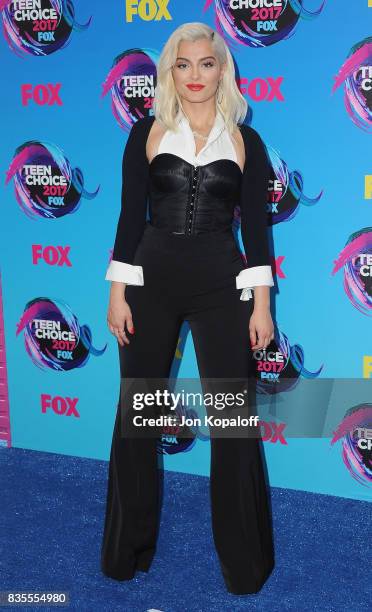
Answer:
[{"left": 249, "top": 306, "right": 275, "bottom": 350}]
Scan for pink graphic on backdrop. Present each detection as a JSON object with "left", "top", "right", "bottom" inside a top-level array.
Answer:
[
  {"left": 332, "top": 38, "right": 372, "bottom": 132},
  {"left": 16, "top": 298, "right": 107, "bottom": 372},
  {"left": 233, "top": 144, "right": 322, "bottom": 229},
  {"left": 331, "top": 404, "right": 372, "bottom": 487},
  {"left": 101, "top": 48, "right": 160, "bottom": 131},
  {"left": 267, "top": 145, "right": 322, "bottom": 224},
  {"left": 332, "top": 229, "right": 372, "bottom": 316},
  {"left": 202, "top": 0, "right": 325, "bottom": 49},
  {"left": 252, "top": 327, "right": 324, "bottom": 396},
  {"left": 5, "top": 141, "right": 99, "bottom": 219},
  {"left": 1, "top": 0, "right": 91, "bottom": 57}
]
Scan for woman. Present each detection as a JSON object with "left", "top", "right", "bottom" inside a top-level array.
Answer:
[{"left": 101, "top": 22, "right": 275, "bottom": 595}]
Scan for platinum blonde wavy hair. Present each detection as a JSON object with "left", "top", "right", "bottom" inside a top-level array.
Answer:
[{"left": 152, "top": 22, "right": 248, "bottom": 135}]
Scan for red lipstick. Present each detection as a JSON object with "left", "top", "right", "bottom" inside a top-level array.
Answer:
[{"left": 186, "top": 84, "right": 205, "bottom": 91}]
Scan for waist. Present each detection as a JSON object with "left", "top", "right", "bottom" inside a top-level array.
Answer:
[
  {"left": 142, "top": 221, "right": 238, "bottom": 252},
  {"left": 148, "top": 192, "right": 236, "bottom": 236}
]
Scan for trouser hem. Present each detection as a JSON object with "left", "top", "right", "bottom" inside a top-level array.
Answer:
[{"left": 223, "top": 559, "right": 275, "bottom": 595}]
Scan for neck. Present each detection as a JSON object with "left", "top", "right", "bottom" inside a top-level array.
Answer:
[{"left": 179, "top": 100, "right": 217, "bottom": 131}]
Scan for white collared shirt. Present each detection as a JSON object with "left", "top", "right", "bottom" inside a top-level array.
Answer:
[{"left": 105, "top": 109, "right": 274, "bottom": 301}]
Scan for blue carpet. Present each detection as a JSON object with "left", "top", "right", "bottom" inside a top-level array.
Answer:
[{"left": 0, "top": 447, "right": 370, "bottom": 612}]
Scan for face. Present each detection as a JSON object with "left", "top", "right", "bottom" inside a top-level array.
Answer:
[{"left": 171, "top": 37, "right": 226, "bottom": 105}]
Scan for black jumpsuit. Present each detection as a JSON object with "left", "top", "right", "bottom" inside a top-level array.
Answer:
[{"left": 100, "top": 115, "right": 275, "bottom": 594}]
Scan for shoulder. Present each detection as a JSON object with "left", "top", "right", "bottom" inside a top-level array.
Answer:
[
  {"left": 238, "top": 123, "right": 269, "bottom": 163},
  {"left": 124, "top": 116, "right": 156, "bottom": 158},
  {"left": 130, "top": 116, "right": 165, "bottom": 162},
  {"left": 129, "top": 115, "right": 156, "bottom": 138},
  {"left": 134, "top": 115, "right": 156, "bottom": 129},
  {"left": 238, "top": 123, "right": 265, "bottom": 147}
]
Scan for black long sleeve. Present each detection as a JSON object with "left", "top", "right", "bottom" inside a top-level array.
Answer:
[
  {"left": 239, "top": 125, "right": 272, "bottom": 269},
  {"left": 111, "top": 118, "right": 151, "bottom": 265},
  {"left": 105, "top": 117, "right": 273, "bottom": 294}
]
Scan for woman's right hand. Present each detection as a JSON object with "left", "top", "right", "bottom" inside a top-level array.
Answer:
[{"left": 107, "top": 289, "right": 135, "bottom": 347}]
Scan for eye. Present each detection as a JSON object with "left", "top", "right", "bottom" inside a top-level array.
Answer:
[
  {"left": 202, "top": 61, "right": 215, "bottom": 68},
  {"left": 175, "top": 63, "right": 188, "bottom": 69}
]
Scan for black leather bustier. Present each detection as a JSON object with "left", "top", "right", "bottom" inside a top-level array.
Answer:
[{"left": 148, "top": 153, "right": 242, "bottom": 235}]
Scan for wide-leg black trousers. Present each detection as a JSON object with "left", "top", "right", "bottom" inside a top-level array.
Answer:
[{"left": 100, "top": 222, "right": 275, "bottom": 594}]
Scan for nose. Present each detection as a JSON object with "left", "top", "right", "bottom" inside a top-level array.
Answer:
[{"left": 190, "top": 64, "right": 200, "bottom": 80}]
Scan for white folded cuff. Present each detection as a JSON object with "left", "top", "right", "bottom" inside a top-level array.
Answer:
[
  {"left": 105, "top": 260, "right": 144, "bottom": 285},
  {"left": 236, "top": 265, "right": 274, "bottom": 301}
]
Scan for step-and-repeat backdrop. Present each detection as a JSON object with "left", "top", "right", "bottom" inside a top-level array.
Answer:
[{"left": 0, "top": 1, "right": 371, "bottom": 502}]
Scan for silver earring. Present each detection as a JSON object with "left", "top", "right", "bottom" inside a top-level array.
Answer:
[{"left": 217, "top": 81, "right": 223, "bottom": 104}]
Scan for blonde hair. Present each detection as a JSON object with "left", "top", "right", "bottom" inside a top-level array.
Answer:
[{"left": 152, "top": 22, "right": 248, "bottom": 135}]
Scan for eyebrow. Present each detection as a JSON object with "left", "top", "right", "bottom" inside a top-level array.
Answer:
[{"left": 175, "top": 56, "right": 216, "bottom": 61}]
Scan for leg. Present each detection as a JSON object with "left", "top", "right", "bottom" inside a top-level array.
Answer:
[
  {"left": 188, "top": 295, "right": 275, "bottom": 594},
  {"left": 101, "top": 284, "right": 182, "bottom": 580}
]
